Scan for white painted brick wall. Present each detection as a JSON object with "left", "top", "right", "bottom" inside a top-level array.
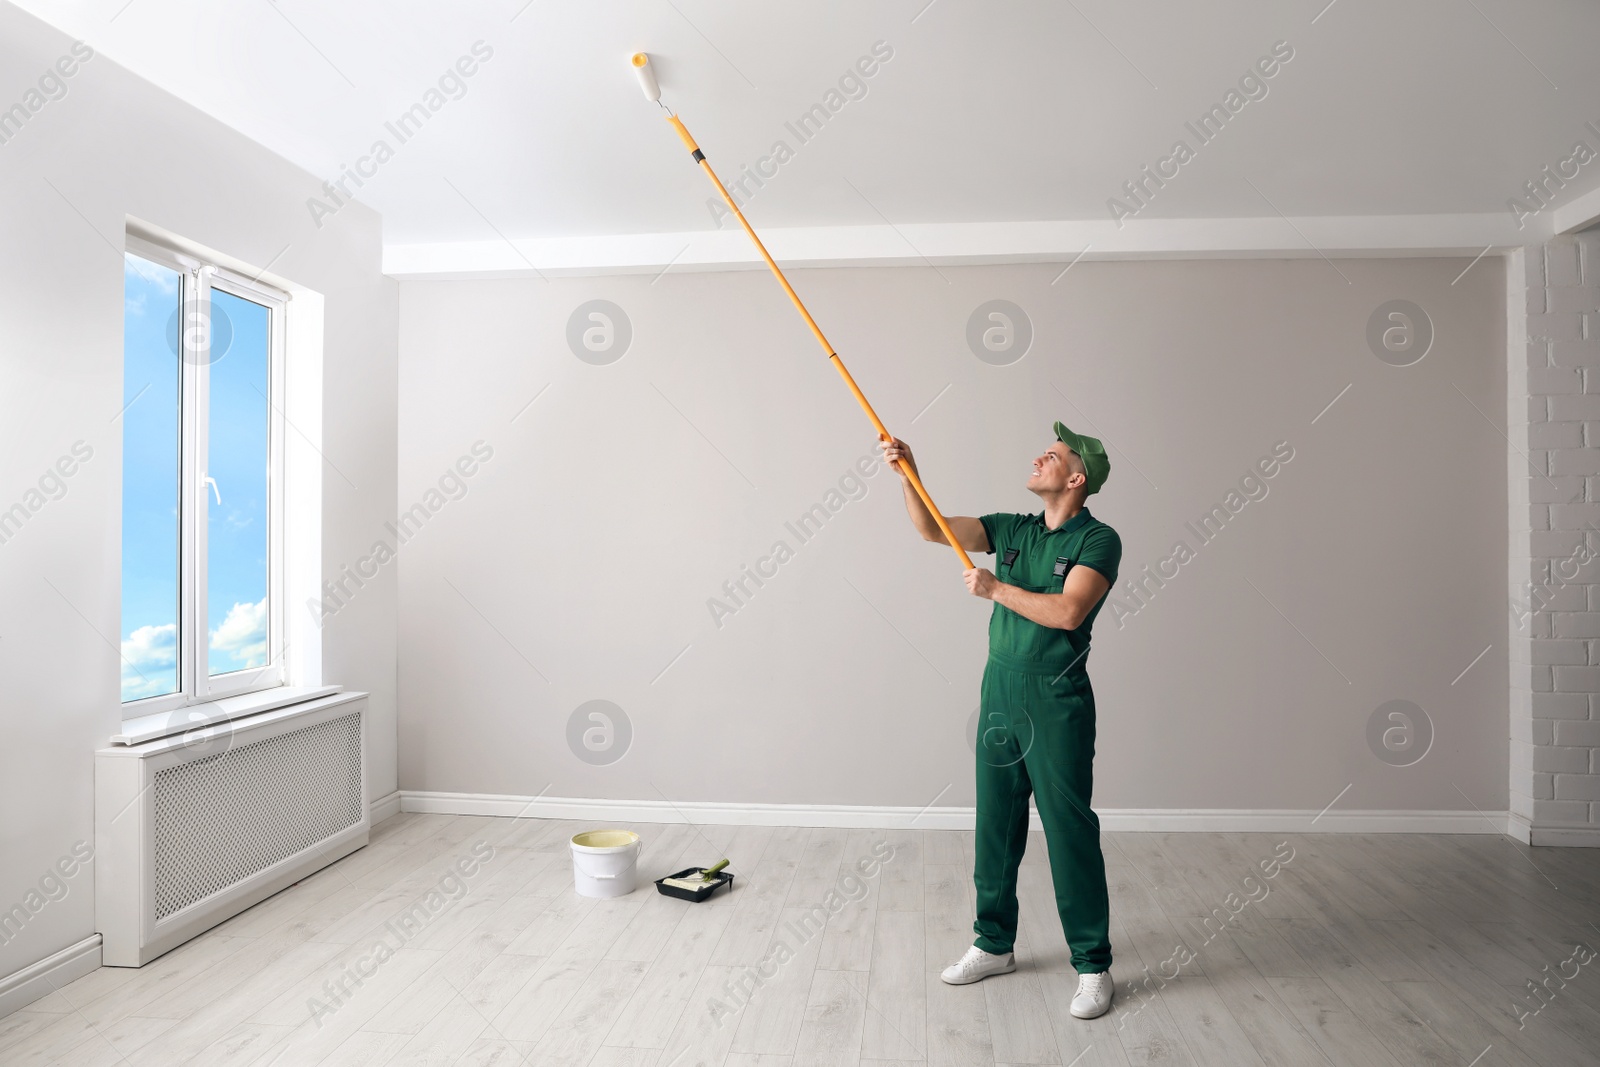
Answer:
[{"left": 1509, "top": 234, "right": 1600, "bottom": 843}]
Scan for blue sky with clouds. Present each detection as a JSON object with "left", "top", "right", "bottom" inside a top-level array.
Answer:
[{"left": 122, "top": 255, "right": 269, "bottom": 702}]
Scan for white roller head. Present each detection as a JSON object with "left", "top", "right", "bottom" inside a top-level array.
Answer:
[{"left": 631, "top": 52, "right": 660, "bottom": 102}]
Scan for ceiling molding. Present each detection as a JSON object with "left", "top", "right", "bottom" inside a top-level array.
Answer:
[
  {"left": 1554, "top": 185, "right": 1600, "bottom": 235},
  {"left": 384, "top": 212, "right": 1546, "bottom": 279}
]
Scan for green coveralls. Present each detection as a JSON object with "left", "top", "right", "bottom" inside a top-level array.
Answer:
[{"left": 973, "top": 508, "right": 1121, "bottom": 974}]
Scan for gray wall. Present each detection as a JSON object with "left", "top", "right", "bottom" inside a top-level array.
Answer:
[
  {"left": 397, "top": 255, "right": 1506, "bottom": 814},
  {"left": 0, "top": 6, "right": 397, "bottom": 980}
]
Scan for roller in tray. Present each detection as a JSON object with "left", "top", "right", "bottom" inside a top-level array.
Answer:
[{"left": 654, "top": 860, "right": 734, "bottom": 902}]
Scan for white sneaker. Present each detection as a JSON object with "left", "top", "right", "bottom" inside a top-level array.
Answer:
[
  {"left": 1070, "top": 970, "right": 1114, "bottom": 1018},
  {"left": 940, "top": 945, "right": 1016, "bottom": 985}
]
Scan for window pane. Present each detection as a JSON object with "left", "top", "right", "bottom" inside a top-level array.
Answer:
[
  {"left": 207, "top": 288, "right": 271, "bottom": 677},
  {"left": 121, "top": 255, "right": 183, "bottom": 702}
]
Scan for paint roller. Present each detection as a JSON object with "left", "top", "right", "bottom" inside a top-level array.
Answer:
[
  {"left": 631, "top": 51, "right": 661, "bottom": 102},
  {"left": 660, "top": 857, "right": 729, "bottom": 891},
  {"left": 630, "top": 52, "right": 975, "bottom": 571}
]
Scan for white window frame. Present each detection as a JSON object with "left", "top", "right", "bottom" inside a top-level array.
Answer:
[{"left": 122, "top": 235, "right": 289, "bottom": 719}]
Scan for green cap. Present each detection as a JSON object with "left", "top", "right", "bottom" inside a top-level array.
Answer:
[{"left": 1053, "top": 421, "right": 1110, "bottom": 495}]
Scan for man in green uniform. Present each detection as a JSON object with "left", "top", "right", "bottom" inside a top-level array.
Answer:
[{"left": 881, "top": 422, "right": 1120, "bottom": 1019}]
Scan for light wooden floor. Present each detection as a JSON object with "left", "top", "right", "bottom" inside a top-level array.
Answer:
[{"left": 5, "top": 813, "right": 1600, "bottom": 1066}]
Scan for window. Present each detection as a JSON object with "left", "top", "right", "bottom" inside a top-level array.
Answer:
[{"left": 121, "top": 237, "right": 287, "bottom": 714}]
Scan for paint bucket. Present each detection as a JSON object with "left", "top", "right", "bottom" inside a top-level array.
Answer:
[{"left": 569, "top": 829, "right": 641, "bottom": 898}]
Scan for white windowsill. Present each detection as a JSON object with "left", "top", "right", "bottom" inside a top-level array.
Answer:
[{"left": 111, "top": 685, "right": 344, "bottom": 747}]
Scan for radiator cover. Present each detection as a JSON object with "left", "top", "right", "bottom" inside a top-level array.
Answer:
[{"left": 96, "top": 692, "right": 369, "bottom": 966}]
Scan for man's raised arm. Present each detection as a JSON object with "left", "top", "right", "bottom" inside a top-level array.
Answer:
[{"left": 879, "top": 438, "right": 990, "bottom": 552}]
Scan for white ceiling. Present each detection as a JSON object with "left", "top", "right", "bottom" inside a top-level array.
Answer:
[{"left": 17, "top": 0, "right": 1600, "bottom": 270}]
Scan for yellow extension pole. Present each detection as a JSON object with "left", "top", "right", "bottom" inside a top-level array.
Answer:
[{"left": 664, "top": 112, "right": 976, "bottom": 571}]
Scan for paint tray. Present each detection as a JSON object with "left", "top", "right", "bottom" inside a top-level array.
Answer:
[{"left": 654, "top": 866, "right": 735, "bottom": 902}]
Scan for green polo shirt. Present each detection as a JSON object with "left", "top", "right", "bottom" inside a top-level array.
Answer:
[{"left": 978, "top": 508, "right": 1121, "bottom": 676}]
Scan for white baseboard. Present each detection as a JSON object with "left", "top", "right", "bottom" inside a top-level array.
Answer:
[
  {"left": 370, "top": 790, "right": 402, "bottom": 826},
  {"left": 0, "top": 935, "right": 102, "bottom": 1021},
  {"left": 398, "top": 791, "right": 1513, "bottom": 835},
  {"left": 1509, "top": 812, "right": 1600, "bottom": 847},
  {"left": 1530, "top": 826, "right": 1600, "bottom": 847}
]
